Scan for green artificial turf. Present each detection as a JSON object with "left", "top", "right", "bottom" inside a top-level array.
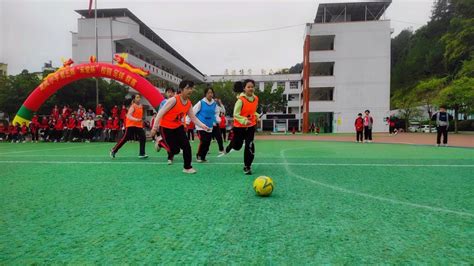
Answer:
[{"left": 0, "top": 140, "right": 473, "bottom": 264}]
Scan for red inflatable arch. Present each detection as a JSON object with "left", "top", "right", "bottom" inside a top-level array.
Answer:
[{"left": 13, "top": 60, "right": 164, "bottom": 125}]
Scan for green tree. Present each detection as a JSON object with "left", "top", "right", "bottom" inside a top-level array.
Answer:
[
  {"left": 254, "top": 83, "right": 287, "bottom": 114},
  {"left": 441, "top": 17, "right": 474, "bottom": 73},
  {"left": 391, "top": 89, "right": 423, "bottom": 131},
  {"left": 413, "top": 77, "right": 447, "bottom": 130},
  {"left": 0, "top": 70, "right": 40, "bottom": 118},
  {"left": 436, "top": 77, "right": 474, "bottom": 132}
]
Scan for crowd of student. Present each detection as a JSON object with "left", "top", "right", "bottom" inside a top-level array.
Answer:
[
  {"left": 0, "top": 101, "right": 233, "bottom": 144},
  {"left": 0, "top": 104, "right": 132, "bottom": 143}
]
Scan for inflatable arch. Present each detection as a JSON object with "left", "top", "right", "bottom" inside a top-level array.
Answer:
[{"left": 12, "top": 56, "right": 165, "bottom": 125}]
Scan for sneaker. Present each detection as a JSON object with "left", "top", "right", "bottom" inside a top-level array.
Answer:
[
  {"left": 138, "top": 154, "right": 149, "bottom": 159},
  {"left": 218, "top": 149, "right": 233, "bottom": 158},
  {"left": 183, "top": 168, "right": 197, "bottom": 174},
  {"left": 110, "top": 150, "right": 116, "bottom": 159},
  {"left": 436, "top": 144, "right": 440, "bottom": 147},
  {"left": 243, "top": 166, "right": 252, "bottom": 175},
  {"left": 154, "top": 137, "right": 162, "bottom": 152},
  {"left": 167, "top": 159, "right": 173, "bottom": 165},
  {"left": 196, "top": 156, "right": 207, "bottom": 163},
  {"left": 443, "top": 144, "right": 448, "bottom": 147}
]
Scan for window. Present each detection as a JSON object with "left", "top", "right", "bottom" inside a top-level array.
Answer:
[
  {"left": 310, "top": 62, "right": 334, "bottom": 76},
  {"left": 290, "top": 81, "right": 298, "bottom": 90},
  {"left": 310, "top": 35, "right": 335, "bottom": 51},
  {"left": 288, "top": 94, "right": 299, "bottom": 101},
  {"left": 309, "top": 87, "right": 334, "bottom": 101}
]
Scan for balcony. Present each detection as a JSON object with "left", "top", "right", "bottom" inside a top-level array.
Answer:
[{"left": 126, "top": 54, "right": 182, "bottom": 85}]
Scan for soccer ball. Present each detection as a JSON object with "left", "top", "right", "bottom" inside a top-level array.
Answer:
[{"left": 253, "top": 176, "right": 274, "bottom": 197}]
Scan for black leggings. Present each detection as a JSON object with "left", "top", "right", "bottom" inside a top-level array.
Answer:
[
  {"left": 225, "top": 126, "right": 255, "bottom": 168},
  {"left": 356, "top": 131, "right": 363, "bottom": 142},
  {"left": 212, "top": 126, "right": 224, "bottom": 152},
  {"left": 220, "top": 127, "right": 227, "bottom": 141},
  {"left": 197, "top": 130, "right": 212, "bottom": 160},
  {"left": 112, "top": 126, "right": 146, "bottom": 155},
  {"left": 187, "top": 129, "right": 195, "bottom": 141},
  {"left": 364, "top": 126, "right": 372, "bottom": 140},
  {"left": 160, "top": 126, "right": 192, "bottom": 169},
  {"left": 437, "top": 126, "right": 448, "bottom": 144}
]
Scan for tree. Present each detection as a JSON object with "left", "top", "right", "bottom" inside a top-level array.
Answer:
[
  {"left": 436, "top": 77, "right": 474, "bottom": 133},
  {"left": 391, "top": 89, "right": 423, "bottom": 131},
  {"left": 0, "top": 70, "right": 40, "bottom": 118},
  {"left": 191, "top": 81, "right": 237, "bottom": 116},
  {"left": 441, "top": 17, "right": 474, "bottom": 73},
  {"left": 254, "top": 83, "right": 287, "bottom": 114},
  {"left": 413, "top": 77, "right": 447, "bottom": 130}
]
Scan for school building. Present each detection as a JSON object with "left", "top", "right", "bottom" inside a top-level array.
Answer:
[{"left": 302, "top": 0, "right": 392, "bottom": 133}]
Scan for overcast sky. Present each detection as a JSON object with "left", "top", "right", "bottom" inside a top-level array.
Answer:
[{"left": 0, "top": 0, "right": 433, "bottom": 76}]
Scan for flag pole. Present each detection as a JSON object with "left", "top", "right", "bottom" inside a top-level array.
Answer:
[{"left": 95, "top": 0, "right": 99, "bottom": 107}]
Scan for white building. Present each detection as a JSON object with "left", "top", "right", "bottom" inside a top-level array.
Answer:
[
  {"left": 205, "top": 74, "right": 303, "bottom": 131},
  {"left": 72, "top": 8, "right": 204, "bottom": 116},
  {"left": 302, "top": 0, "right": 391, "bottom": 133}
]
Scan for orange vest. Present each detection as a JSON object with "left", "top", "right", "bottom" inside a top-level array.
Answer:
[
  {"left": 160, "top": 95, "right": 192, "bottom": 129},
  {"left": 125, "top": 103, "right": 143, "bottom": 128},
  {"left": 233, "top": 95, "right": 258, "bottom": 128}
]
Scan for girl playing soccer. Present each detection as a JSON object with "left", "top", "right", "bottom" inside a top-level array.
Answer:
[
  {"left": 220, "top": 80, "right": 259, "bottom": 175},
  {"left": 110, "top": 94, "right": 148, "bottom": 159},
  {"left": 151, "top": 80, "right": 210, "bottom": 174},
  {"left": 193, "top": 87, "right": 221, "bottom": 162}
]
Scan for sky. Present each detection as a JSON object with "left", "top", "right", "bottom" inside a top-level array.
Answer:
[{"left": 0, "top": 0, "right": 433, "bottom": 76}]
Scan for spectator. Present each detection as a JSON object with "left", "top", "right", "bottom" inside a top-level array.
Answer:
[
  {"left": 19, "top": 122, "right": 28, "bottom": 143},
  {"left": 30, "top": 119, "right": 39, "bottom": 143},
  {"left": 51, "top": 105, "right": 60, "bottom": 120},
  {"left": 53, "top": 117, "right": 64, "bottom": 142},
  {"left": 75, "top": 117, "right": 84, "bottom": 142},
  {"left": 105, "top": 117, "right": 113, "bottom": 142},
  {"left": 77, "top": 105, "right": 86, "bottom": 118},
  {"left": 39, "top": 116, "right": 49, "bottom": 141},
  {"left": 219, "top": 113, "right": 226, "bottom": 142},
  {"left": 111, "top": 105, "right": 119, "bottom": 118},
  {"left": 111, "top": 116, "right": 120, "bottom": 142},
  {"left": 82, "top": 116, "right": 95, "bottom": 143},
  {"left": 8, "top": 122, "right": 19, "bottom": 143},
  {"left": 119, "top": 105, "right": 127, "bottom": 121},
  {"left": 65, "top": 114, "right": 77, "bottom": 142},
  {"left": 0, "top": 122, "right": 6, "bottom": 141},
  {"left": 355, "top": 113, "right": 364, "bottom": 143},
  {"left": 96, "top": 104, "right": 104, "bottom": 117},
  {"left": 86, "top": 108, "right": 96, "bottom": 119},
  {"left": 95, "top": 116, "right": 104, "bottom": 141},
  {"left": 431, "top": 106, "right": 453, "bottom": 147},
  {"left": 363, "top": 110, "right": 374, "bottom": 143}
]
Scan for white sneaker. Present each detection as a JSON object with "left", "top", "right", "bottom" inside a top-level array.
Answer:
[
  {"left": 154, "top": 136, "right": 162, "bottom": 152},
  {"left": 436, "top": 144, "right": 440, "bottom": 147},
  {"left": 218, "top": 149, "right": 232, "bottom": 157},
  {"left": 167, "top": 160, "right": 173, "bottom": 165},
  {"left": 443, "top": 144, "right": 448, "bottom": 147},
  {"left": 183, "top": 168, "right": 197, "bottom": 174}
]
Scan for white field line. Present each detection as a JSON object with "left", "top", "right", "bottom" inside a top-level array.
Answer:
[{"left": 280, "top": 148, "right": 474, "bottom": 218}]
